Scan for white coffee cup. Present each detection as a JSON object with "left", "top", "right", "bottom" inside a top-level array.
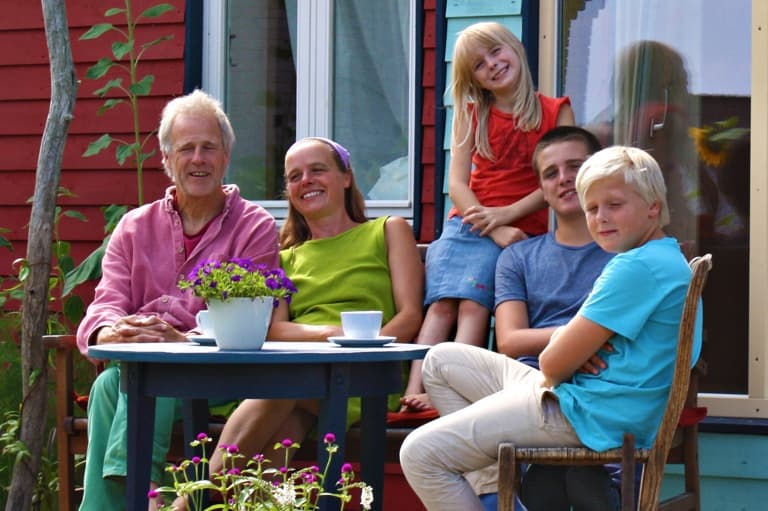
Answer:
[
  {"left": 195, "top": 310, "right": 215, "bottom": 337},
  {"left": 340, "top": 310, "right": 383, "bottom": 339}
]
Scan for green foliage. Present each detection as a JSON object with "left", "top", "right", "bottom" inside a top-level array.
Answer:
[
  {"left": 63, "top": 204, "right": 128, "bottom": 297},
  {"left": 0, "top": 410, "right": 58, "bottom": 511},
  {"left": 69, "top": 0, "right": 174, "bottom": 311},
  {"left": 79, "top": 1, "right": 174, "bottom": 206},
  {"left": 0, "top": 228, "right": 12, "bottom": 251},
  {"left": 0, "top": 320, "right": 55, "bottom": 510},
  {"left": 2, "top": 188, "right": 91, "bottom": 334},
  {"left": 155, "top": 434, "right": 373, "bottom": 511}
]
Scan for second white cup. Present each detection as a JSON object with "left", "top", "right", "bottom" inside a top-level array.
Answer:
[
  {"left": 340, "top": 310, "right": 382, "bottom": 339},
  {"left": 195, "top": 310, "right": 215, "bottom": 337}
]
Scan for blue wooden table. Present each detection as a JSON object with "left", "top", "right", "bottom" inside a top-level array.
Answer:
[{"left": 87, "top": 341, "right": 429, "bottom": 511}]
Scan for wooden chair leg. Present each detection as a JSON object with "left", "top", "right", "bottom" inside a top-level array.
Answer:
[
  {"left": 53, "top": 341, "right": 77, "bottom": 511},
  {"left": 621, "top": 433, "right": 636, "bottom": 511},
  {"left": 683, "top": 426, "right": 701, "bottom": 510},
  {"left": 497, "top": 443, "right": 516, "bottom": 511},
  {"left": 57, "top": 432, "right": 75, "bottom": 511}
]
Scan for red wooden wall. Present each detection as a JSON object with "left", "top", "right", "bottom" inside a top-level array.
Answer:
[
  {"left": 0, "top": 0, "right": 186, "bottom": 302},
  {"left": 0, "top": 0, "right": 439, "bottom": 291},
  {"left": 418, "top": 0, "right": 437, "bottom": 243}
]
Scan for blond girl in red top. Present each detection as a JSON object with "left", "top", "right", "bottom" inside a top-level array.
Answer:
[{"left": 401, "top": 22, "right": 574, "bottom": 411}]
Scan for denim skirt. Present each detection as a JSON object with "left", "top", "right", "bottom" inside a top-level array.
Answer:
[{"left": 424, "top": 216, "right": 502, "bottom": 310}]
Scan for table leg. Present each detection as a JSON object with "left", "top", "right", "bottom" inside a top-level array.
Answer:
[
  {"left": 360, "top": 395, "right": 387, "bottom": 511},
  {"left": 124, "top": 362, "right": 155, "bottom": 511},
  {"left": 317, "top": 363, "right": 351, "bottom": 511}
]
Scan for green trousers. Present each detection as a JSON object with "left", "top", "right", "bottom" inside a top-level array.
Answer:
[{"left": 78, "top": 365, "right": 180, "bottom": 510}]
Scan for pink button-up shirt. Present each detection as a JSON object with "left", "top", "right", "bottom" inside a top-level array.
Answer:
[{"left": 76, "top": 185, "right": 279, "bottom": 355}]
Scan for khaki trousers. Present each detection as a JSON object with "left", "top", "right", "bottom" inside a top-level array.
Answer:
[{"left": 400, "top": 343, "right": 582, "bottom": 511}]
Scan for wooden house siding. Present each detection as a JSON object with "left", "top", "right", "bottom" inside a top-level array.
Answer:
[
  {"left": 418, "top": 0, "right": 438, "bottom": 242},
  {"left": 0, "top": 0, "right": 186, "bottom": 287},
  {"left": 439, "top": 1, "right": 524, "bottom": 221}
]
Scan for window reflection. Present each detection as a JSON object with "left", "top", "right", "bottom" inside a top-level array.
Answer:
[
  {"left": 226, "top": 0, "right": 297, "bottom": 201},
  {"left": 560, "top": 0, "right": 751, "bottom": 393}
]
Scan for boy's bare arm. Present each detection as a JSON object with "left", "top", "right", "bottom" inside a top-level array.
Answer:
[
  {"left": 539, "top": 315, "right": 612, "bottom": 386},
  {"left": 495, "top": 300, "right": 558, "bottom": 358}
]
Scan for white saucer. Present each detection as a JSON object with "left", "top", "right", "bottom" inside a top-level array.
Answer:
[
  {"left": 188, "top": 334, "right": 216, "bottom": 346},
  {"left": 328, "top": 335, "right": 396, "bottom": 347}
]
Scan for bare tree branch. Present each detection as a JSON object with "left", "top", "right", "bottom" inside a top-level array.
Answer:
[{"left": 5, "top": 1, "right": 78, "bottom": 509}]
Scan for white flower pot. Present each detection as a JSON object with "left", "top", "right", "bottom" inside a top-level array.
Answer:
[{"left": 206, "top": 296, "right": 273, "bottom": 350}]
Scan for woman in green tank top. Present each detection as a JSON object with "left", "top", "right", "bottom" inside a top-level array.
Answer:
[{"left": 207, "top": 137, "right": 424, "bottom": 476}]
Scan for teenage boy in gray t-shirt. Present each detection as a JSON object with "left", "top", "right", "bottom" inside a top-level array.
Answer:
[{"left": 480, "top": 126, "right": 616, "bottom": 511}]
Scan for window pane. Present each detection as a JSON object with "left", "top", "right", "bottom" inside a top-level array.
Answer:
[
  {"left": 559, "top": 0, "right": 751, "bottom": 393},
  {"left": 332, "top": 1, "right": 411, "bottom": 201},
  {"left": 225, "top": 0, "right": 297, "bottom": 200}
]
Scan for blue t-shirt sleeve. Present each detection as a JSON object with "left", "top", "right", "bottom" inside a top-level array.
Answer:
[
  {"left": 494, "top": 246, "right": 527, "bottom": 309},
  {"left": 579, "top": 255, "right": 660, "bottom": 342}
]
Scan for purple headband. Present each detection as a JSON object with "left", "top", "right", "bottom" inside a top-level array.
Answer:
[{"left": 302, "top": 137, "right": 351, "bottom": 170}]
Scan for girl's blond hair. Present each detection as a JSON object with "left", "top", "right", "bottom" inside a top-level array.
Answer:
[{"left": 450, "top": 22, "right": 541, "bottom": 160}]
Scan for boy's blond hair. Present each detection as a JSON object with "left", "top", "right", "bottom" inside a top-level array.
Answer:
[
  {"left": 575, "top": 146, "right": 670, "bottom": 227},
  {"left": 450, "top": 22, "right": 540, "bottom": 161}
]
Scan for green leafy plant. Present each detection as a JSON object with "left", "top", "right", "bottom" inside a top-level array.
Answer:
[
  {"left": 1, "top": 187, "right": 90, "bottom": 333},
  {"left": 79, "top": 1, "right": 174, "bottom": 206},
  {"left": 65, "top": 0, "right": 175, "bottom": 297},
  {"left": 178, "top": 259, "right": 298, "bottom": 304},
  {"left": 62, "top": 203, "right": 128, "bottom": 297},
  {"left": 0, "top": 410, "right": 58, "bottom": 511},
  {"left": 153, "top": 433, "right": 373, "bottom": 511},
  {"left": 0, "top": 227, "right": 11, "bottom": 251}
]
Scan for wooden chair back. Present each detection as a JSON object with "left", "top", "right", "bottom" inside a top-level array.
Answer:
[{"left": 497, "top": 253, "right": 712, "bottom": 511}]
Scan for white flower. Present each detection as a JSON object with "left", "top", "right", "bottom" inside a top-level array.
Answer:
[
  {"left": 274, "top": 481, "right": 297, "bottom": 507},
  {"left": 360, "top": 485, "right": 374, "bottom": 510}
]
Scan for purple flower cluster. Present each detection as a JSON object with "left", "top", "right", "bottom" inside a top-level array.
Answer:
[
  {"left": 177, "top": 257, "right": 297, "bottom": 304},
  {"left": 153, "top": 431, "right": 373, "bottom": 510}
]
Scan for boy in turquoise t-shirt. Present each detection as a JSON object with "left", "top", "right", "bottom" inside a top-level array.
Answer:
[
  {"left": 400, "top": 145, "right": 702, "bottom": 511},
  {"left": 545, "top": 146, "right": 702, "bottom": 451}
]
